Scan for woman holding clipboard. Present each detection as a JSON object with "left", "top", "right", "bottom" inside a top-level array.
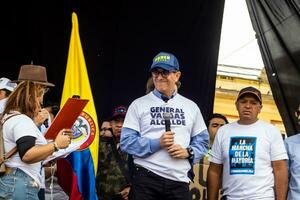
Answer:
[{"left": 0, "top": 65, "right": 72, "bottom": 200}]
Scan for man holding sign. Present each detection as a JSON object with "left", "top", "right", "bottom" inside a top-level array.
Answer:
[{"left": 207, "top": 86, "right": 288, "bottom": 200}]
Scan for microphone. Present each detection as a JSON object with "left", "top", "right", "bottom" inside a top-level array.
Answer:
[
  {"left": 163, "top": 112, "right": 172, "bottom": 132},
  {"left": 43, "top": 118, "right": 49, "bottom": 128}
]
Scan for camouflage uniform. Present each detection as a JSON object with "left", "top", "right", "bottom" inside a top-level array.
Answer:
[{"left": 96, "top": 137, "right": 129, "bottom": 200}]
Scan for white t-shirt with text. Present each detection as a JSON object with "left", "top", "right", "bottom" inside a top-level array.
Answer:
[
  {"left": 209, "top": 120, "right": 288, "bottom": 199},
  {"left": 123, "top": 92, "right": 207, "bottom": 182}
]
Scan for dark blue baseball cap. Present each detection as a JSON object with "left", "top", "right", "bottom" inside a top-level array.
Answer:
[{"left": 150, "top": 52, "right": 180, "bottom": 72}]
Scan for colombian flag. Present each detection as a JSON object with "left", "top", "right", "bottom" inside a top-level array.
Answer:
[{"left": 57, "top": 12, "right": 99, "bottom": 200}]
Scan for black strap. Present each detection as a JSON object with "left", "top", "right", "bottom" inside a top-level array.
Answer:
[{"left": 108, "top": 136, "right": 131, "bottom": 185}]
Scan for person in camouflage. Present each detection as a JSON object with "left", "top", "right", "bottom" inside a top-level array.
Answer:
[{"left": 96, "top": 106, "right": 131, "bottom": 200}]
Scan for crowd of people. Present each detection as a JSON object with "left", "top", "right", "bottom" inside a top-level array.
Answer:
[
  {"left": 96, "top": 52, "right": 300, "bottom": 200},
  {"left": 0, "top": 52, "right": 300, "bottom": 200}
]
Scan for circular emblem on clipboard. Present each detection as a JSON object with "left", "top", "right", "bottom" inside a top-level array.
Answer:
[{"left": 71, "top": 111, "right": 96, "bottom": 150}]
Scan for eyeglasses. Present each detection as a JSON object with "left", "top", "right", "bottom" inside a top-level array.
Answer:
[
  {"left": 44, "top": 88, "right": 49, "bottom": 93},
  {"left": 210, "top": 123, "right": 225, "bottom": 128},
  {"left": 38, "top": 87, "right": 49, "bottom": 96},
  {"left": 151, "top": 69, "right": 177, "bottom": 78}
]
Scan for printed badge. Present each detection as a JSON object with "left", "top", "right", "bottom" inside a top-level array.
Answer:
[{"left": 229, "top": 136, "right": 257, "bottom": 175}]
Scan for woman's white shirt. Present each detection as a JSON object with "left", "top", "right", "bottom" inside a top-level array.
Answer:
[{"left": 3, "top": 113, "right": 47, "bottom": 187}]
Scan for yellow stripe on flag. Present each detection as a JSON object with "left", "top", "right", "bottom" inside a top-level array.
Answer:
[{"left": 61, "top": 12, "right": 99, "bottom": 174}]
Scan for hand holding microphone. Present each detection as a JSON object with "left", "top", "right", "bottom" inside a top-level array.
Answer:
[
  {"left": 160, "top": 113, "right": 174, "bottom": 148},
  {"left": 160, "top": 131, "right": 174, "bottom": 148},
  {"left": 161, "top": 112, "right": 189, "bottom": 159}
]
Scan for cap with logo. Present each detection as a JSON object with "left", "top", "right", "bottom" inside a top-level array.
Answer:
[
  {"left": 0, "top": 77, "right": 17, "bottom": 92},
  {"left": 150, "top": 52, "right": 180, "bottom": 72},
  {"left": 111, "top": 105, "right": 127, "bottom": 120},
  {"left": 236, "top": 86, "right": 262, "bottom": 104}
]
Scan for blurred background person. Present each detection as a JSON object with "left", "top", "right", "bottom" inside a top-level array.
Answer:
[
  {"left": 96, "top": 105, "right": 131, "bottom": 200},
  {"left": 38, "top": 101, "right": 59, "bottom": 135},
  {"left": 33, "top": 102, "right": 52, "bottom": 200},
  {"left": 206, "top": 113, "right": 228, "bottom": 147},
  {"left": 0, "top": 77, "right": 17, "bottom": 113},
  {"left": 42, "top": 101, "right": 69, "bottom": 200},
  {"left": 145, "top": 77, "right": 155, "bottom": 95},
  {"left": 196, "top": 113, "right": 228, "bottom": 199},
  {"left": 100, "top": 120, "right": 113, "bottom": 138}
]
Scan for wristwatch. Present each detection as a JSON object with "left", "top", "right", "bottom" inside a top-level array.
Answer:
[
  {"left": 53, "top": 142, "right": 59, "bottom": 152},
  {"left": 186, "top": 147, "right": 194, "bottom": 160}
]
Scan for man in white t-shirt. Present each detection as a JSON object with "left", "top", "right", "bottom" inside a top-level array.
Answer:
[
  {"left": 0, "top": 77, "right": 17, "bottom": 113},
  {"left": 120, "top": 52, "right": 209, "bottom": 200},
  {"left": 207, "top": 86, "right": 288, "bottom": 200}
]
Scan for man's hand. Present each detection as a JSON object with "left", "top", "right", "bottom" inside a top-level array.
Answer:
[
  {"left": 34, "top": 108, "right": 49, "bottom": 126},
  {"left": 119, "top": 186, "right": 130, "bottom": 200},
  {"left": 159, "top": 131, "right": 174, "bottom": 148},
  {"left": 167, "top": 144, "right": 189, "bottom": 159}
]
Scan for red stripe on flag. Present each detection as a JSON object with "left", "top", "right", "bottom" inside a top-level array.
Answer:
[{"left": 57, "top": 158, "right": 83, "bottom": 200}]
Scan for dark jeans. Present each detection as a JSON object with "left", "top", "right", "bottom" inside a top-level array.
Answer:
[{"left": 129, "top": 165, "right": 189, "bottom": 200}]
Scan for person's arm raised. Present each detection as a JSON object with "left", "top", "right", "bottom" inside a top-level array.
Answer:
[{"left": 21, "top": 129, "right": 72, "bottom": 163}]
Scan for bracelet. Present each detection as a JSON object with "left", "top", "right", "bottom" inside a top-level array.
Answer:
[{"left": 53, "top": 142, "right": 59, "bottom": 152}]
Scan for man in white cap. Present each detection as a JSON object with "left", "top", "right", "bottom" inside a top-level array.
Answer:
[{"left": 0, "top": 77, "right": 17, "bottom": 113}]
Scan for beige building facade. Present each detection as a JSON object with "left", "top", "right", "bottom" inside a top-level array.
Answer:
[{"left": 213, "top": 64, "right": 285, "bottom": 134}]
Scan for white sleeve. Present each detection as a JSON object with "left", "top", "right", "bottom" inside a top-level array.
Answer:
[
  {"left": 11, "top": 116, "right": 39, "bottom": 141},
  {"left": 270, "top": 126, "right": 288, "bottom": 161},
  {"left": 123, "top": 100, "right": 140, "bottom": 132},
  {"left": 209, "top": 128, "right": 223, "bottom": 164},
  {"left": 191, "top": 106, "right": 207, "bottom": 137}
]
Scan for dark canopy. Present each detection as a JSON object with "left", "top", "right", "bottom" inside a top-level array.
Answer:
[
  {"left": 247, "top": 0, "right": 300, "bottom": 136},
  {"left": 1, "top": 0, "right": 225, "bottom": 122}
]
